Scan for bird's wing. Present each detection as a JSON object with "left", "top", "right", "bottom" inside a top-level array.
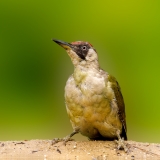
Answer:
[{"left": 108, "top": 74, "right": 127, "bottom": 140}]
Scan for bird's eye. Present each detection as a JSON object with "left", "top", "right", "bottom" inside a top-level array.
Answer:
[{"left": 82, "top": 46, "right": 87, "bottom": 50}]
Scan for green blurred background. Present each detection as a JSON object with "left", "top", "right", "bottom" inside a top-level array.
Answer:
[{"left": 0, "top": 0, "right": 160, "bottom": 142}]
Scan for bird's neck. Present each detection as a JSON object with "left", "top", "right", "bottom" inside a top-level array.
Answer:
[
  {"left": 73, "top": 61, "right": 100, "bottom": 85},
  {"left": 79, "top": 60, "right": 100, "bottom": 69}
]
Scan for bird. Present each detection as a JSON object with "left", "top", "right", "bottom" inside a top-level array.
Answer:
[{"left": 52, "top": 39, "right": 127, "bottom": 151}]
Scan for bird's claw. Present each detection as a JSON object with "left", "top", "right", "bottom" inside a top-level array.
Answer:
[
  {"left": 51, "top": 138, "right": 61, "bottom": 145},
  {"left": 51, "top": 137, "right": 74, "bottom": 145},
  {"left": 115, "top": 138, "right": 128, "bottom": 152}
]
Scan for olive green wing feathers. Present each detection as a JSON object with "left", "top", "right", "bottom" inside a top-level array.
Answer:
[{"left": 108, "top": 75, "right": 127, "bottom": 140}]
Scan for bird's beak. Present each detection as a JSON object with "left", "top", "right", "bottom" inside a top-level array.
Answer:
[{"left": 52, "top": 39, "right": 73, "bottom": 50}]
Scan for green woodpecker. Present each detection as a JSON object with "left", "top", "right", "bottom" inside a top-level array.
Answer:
[{"left": 53, "top": 39, "right": 127, "bottom": 151}]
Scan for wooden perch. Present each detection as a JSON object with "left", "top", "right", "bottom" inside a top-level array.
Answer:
[{"left": 0, "top": 140, "right": 160, "bottom": 159}]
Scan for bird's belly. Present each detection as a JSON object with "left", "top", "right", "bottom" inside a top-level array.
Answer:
[{"left": 65, "top": 78, "right": 122, "bottom": 139}]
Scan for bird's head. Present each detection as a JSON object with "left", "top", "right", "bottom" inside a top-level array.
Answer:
[{"left": 53, "top": 39, "right": 99, "bottom": 68}]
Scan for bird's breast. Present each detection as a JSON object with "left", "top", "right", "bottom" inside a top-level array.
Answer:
[{"left": 64, "top": 70, "right": 122, "bottom": 139}]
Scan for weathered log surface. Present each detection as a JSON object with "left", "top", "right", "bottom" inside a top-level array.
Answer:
[{"left": 0, "top": 140, "right": 160, "bottom": 160}]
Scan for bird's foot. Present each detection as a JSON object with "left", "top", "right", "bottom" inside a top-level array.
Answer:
[
  {"left": 51, "top": 130, "right": 79, "bottom": 145},
  {"left": 51, "top": 138, "right": 61, "bottom": 145},
  {"left": 115, "top": 138, "right": 128, "bottom": 153},
  {"left": 51, "top": 137, "right": 74, "bottom": 145}
]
